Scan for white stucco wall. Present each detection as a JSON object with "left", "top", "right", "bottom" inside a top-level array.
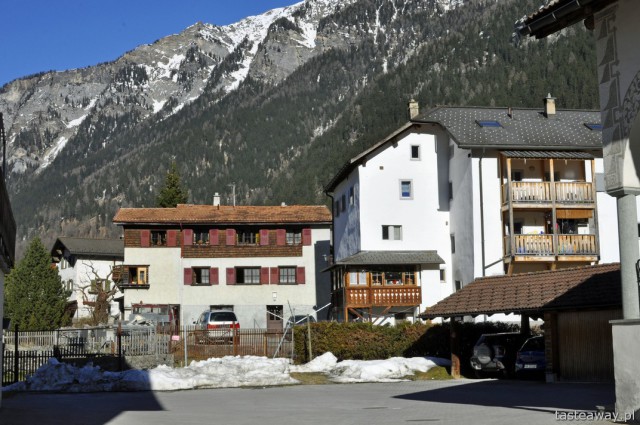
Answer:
[
  {"left": 449, "top": 139, "right": 474, "bottom": 288},
  {"left": 472, "top": 155, "right": 505, "bottom": 278},
  {"left": 333, "top": 173, "right": 361, "bottom": 262},
  {"left": 56, "top": 258, "right": 122, "bottom": 321},
  {"left": 331, "top": 129, "right": 454, "bottom": 310},
  {"left": 122, "top": 228, "right": 330, "bottom": 328}
]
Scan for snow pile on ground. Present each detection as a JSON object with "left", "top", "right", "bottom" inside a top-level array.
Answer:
[
  {"left": 3, "top": 353, "right": 450, "bottom": 393},
  {"left": 291, "top": 352, "right": 451, "bottom": 383}
]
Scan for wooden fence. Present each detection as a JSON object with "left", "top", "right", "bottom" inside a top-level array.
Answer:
[{"left": 3, "top": 325, "right": 295, "bottom": 386}]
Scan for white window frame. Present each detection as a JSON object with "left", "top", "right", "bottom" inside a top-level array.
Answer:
[
  {"left": 400, "top": 180, "right": 413, "bottom": 199},
  {"left": 382, "top": 225, "right": 402, "bottom": 241},
  {"left": 410, "top": 145, "right": 421, "bottom": 160}
]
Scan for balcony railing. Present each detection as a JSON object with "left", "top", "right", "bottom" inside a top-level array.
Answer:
[
  {"left": 555, "top": 182, "right": 594, "bottom": 203},
  {"left": 345, "top": 286, "right": 421, "bottom": 307},
  {"left": 502, "top": 181, "right": 594, "bottom": 204},
  {"left": 504, "top": 234, "right": 598, "bottom": 257}
]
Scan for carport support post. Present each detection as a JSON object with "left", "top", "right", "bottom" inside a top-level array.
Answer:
[
  {"left": 617, "top": 194, "right": 640, "bottom": 320},
  {"left": 450, "top": 319, "right": 461, "bottom": 379}
]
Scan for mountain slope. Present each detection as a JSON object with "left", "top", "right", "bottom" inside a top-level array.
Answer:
[{"left": 0, "top": 0, "right": 598, "bottom": 257}]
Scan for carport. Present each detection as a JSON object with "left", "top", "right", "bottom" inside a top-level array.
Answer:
[{"left": 421, "top": 263, "right": 622, "bottom": 382}]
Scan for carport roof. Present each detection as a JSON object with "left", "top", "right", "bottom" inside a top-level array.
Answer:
[{"left": 421, "top": 263, "right": 621, "bottom": 319}]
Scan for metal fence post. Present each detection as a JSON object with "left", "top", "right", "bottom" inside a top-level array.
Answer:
[
  {"left": 13, "top": 324, "right": 19, "bottom": 384},
  {"left": 117, "top": 321, "right": 123, "bottom": 372}
]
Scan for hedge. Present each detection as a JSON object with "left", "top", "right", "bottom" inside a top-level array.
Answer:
[{"left": 292, "top": 321, "right": 521, "bottom": 376}]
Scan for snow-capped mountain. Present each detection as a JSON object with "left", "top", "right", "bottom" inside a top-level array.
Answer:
[
  {"left": 0, "top": 0, "right": 597, "bottom": 258},
  {"left": 0, "top": 0, "right": 363, "bottom": 176}
]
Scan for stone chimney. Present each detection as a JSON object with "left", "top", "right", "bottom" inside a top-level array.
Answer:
[
  {"left": 544, "top": 93, "right": 556, "bottom": 118},
  {"left": 408, "top": 99, "right": 419, "bottom": 119},
  {"left": 213, "top": 192, "right": 221, "bottom": 206}
]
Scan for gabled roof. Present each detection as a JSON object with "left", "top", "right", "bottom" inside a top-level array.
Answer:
[
  {"left": 324, "top": 105, "right": 601, "bottom": 192},
  {"left": 336, "top": 250, "right": 444, "bottom": 266},
  {"left": 51, "top": 237, "right": 124, "bottom": 261},
  {"left": 421, "top": 263, "right": 620, "bottom": 319},
  {"left": 113, "top": 204, "right": 332, "bottom": 225},
  {"left": 516, "top": 0, "right": 617, "bottom": 39},
  {"left": 413, "top": 106, "right": 602, "bottom": 150}
]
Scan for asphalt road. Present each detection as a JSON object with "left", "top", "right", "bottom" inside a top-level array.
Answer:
[{"left": 0, "top": 379, "right": 616, "bottom": 425}]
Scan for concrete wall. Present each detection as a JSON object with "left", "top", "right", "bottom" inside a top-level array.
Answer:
[
  {"left": 611, "top": 319, "right": 640, "bottom": 419},
  {"left": 333, "top": 172, "right": 361, "bottom": 262}
]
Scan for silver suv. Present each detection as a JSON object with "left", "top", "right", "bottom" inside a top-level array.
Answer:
[{"left": 194, "top": 310, "right": 239, "bottom": 344}]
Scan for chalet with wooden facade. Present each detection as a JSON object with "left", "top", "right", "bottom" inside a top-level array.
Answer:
[
  {"left": 112, "top": 203, "right": 331, "bottom": 328},
  {"left": 326, "top": 98, "right": 616, "bottom": 323}
]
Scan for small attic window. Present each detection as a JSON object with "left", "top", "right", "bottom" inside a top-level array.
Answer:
[
  {"left": 476, "top": 120, "right": 502, "bottom": 128},
  {"left": 585, "top": 123, "right": 603, "bottom": 131}
]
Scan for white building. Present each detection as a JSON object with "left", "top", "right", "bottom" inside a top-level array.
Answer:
[
  {"left": 50, "top": 237, "right": 124, "bottom": 323},
  {"left": 326, "top": 98, "right": 630, "bottom": 322},
  {"left": 112, "top": 204, "right": 331, "bottom": 329}
]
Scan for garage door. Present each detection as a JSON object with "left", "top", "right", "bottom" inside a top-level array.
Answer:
[{"left": 557, "top": 309, "right": 621, "bottom": 381}]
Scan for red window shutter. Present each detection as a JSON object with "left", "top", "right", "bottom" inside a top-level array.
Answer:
[
  {"left": 167, "top": 230, "right": 178, "bottom": 247},
  {"left": 260, "top": 229, "right": 270, "bottom": 246},
  {"left": 296, "top": 267, "right": 306, "bottom": 284},
  {"left": 209, "top": 229, "right": 219, "bottom": 246},
  {"left": 183, "top": 268, "right": 192, "bottom": 286},
  {"left": 302, "top": 228, "right": 312, "bottom": 246},
  {"left": 270, "top": 267, "right": 279, "bottom": 285},
  {"left": 260, "top": 267, "right": 269, "bottom": 284},
  {"left": 210, "top": 267, "right": 219, "bottom": 285},
  {"left": 226, "top": 268, "right": 236, "bottom": 285},
  {"left": 183, "top": 229, "right": 193, "bottom": 246},
  {"left": 226, "top": 229, "right": 236, "bottom": 246},
  {"left": 140, "top": 230, "right": 150, "bottom": 247},
  {"left": 276, "top": 229, "right": 286, "bottom": 246}
]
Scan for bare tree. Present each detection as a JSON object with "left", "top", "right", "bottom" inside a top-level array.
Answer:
[{"left": 74, "top": 261, "right": 121, "bottom": 326}]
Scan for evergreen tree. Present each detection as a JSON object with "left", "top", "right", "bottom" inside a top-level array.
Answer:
[
  {"left": 156, "top": 162, "right": 188, "bottom": 207},
  {"left": 4, "top": 238, "right": 71, "bottom": 330}
]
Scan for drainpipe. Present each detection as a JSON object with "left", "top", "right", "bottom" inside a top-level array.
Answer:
[{"left": 479, "top": 155, "right": 486, "bottom": 277}]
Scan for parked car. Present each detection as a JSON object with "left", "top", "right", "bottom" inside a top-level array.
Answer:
[
  {"left": 194, "top": 310, "right": 239, "bottom": 344},
  {"left": 470, "top": 332, "right": 529, "bottom": 378},
  {"left": 514, "top": 335, "right": 545, "bottom": 378}
]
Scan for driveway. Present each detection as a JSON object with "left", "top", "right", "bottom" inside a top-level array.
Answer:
[{"left": 0, "top": 379, "right": 615, "bottom": 425}]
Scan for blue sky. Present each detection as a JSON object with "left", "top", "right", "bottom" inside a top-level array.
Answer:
[{"left": 1, "top": 0, "right": 298, "bottom": 86}]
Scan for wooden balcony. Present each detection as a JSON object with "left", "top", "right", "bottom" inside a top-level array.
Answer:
[
  {"left": 345, "top": 286, "right": 422, "bottom": 308},
  {"left": 502, "top": 182, "right": 595, "bottom": 207},
  {"left": 504, "top": 234, "right": 598, "bottom": 261}
]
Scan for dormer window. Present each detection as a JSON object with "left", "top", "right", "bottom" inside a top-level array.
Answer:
[{"left": 476, "top": 120, "right": 502, "bottom": 128}]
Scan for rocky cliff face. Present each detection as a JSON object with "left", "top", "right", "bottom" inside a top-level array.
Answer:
[{"left": 0, "top": 0, "right": 597, "bottom": 258}]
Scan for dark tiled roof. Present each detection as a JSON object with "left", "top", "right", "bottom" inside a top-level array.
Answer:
[
  {"left": 51, "top": 237, "right": 124, "bottom": 260},
  {"left": 414, "top": 106, "right": 602, "bottom": 150},
  {"left": 516, "top": 0, "right": 617, "bottom": 38},
  {"left": 421, "top": 263, "right": 620, "bottom": 319},
  {"left": 336, "top": 250, "right": 444, "bottom": 265},
  {"left": 325, "top": 106, "right": 601, "bottom": 192},
  {"left": 113, "top": 204, "right": 332, "bottom": 225},
  {"left": 501, "top": 150, "right": 594, "bottom": 159}
]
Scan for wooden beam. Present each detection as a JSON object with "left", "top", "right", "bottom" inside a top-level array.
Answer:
[
  {"left": 450, "top": 320, "right": 461, "bottom": 379},
  {"left": 347, "top": 308, "right": 366, "bottom": 322}
]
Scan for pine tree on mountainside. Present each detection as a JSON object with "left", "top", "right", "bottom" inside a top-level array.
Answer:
[
  {"left": 156, "top": 162, "right": 189, "bottom": 208},
  {"left": 4, "top": 238, "right": 71, "bottom": 331}
]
